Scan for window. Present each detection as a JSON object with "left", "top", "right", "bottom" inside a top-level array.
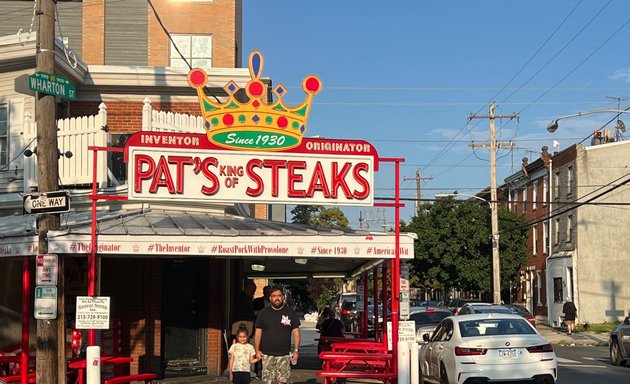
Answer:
[
  {"left": 553, "top": 277, "right": 563, "bottom": 303},
  {"left": 567, "top": 166, "right": 573, "bottom": 194},
  {"left": 532, "top": 181, "right": 538, "bottom": 210},
  {"left": 554, "top": 171, "right": 560, "bottom": 200},
  {"left": 170, "top": 34, "right": 212, "bottom": 68},
  {"left": 513, "top": 190, "right": 518, "bottom": 212},
  {"left": 532, "top": 225, "right": 538, "bottom": 255},
  {"left": 0, "top": 104, "right": 7, "bottom": 166},
  {"left": 522, "top": 188, "right": 527, "bottom": 213},
  {"left": 554, "top": 218, "right": 560, "bottom": 244},
  {"left": 567, "top": 215, "right": 573, "bottom": 243},
  {"left": 543, "top": 176, "right": 548, "bottom": 204},
  {"left": 543, "top": 221, "right": 548, "bottom": 254}
]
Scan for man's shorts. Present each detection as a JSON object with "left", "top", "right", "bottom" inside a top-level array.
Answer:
[{"left": 262, "top": 354, "right": 291, "bottom": 384}]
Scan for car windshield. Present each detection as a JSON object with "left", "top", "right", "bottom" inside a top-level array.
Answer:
[
  {"left": 459, "top": 318, "right": 536, "bottom": 337},
  {"left": 507, "top": 305, "right": 531, "bottom": 316},
  {"left": 410, "top": 311, "right": 451, "bottom": 326}
]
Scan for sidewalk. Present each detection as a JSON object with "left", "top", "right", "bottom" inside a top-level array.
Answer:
[{"left": 536, "top": 324, "right": 609, "bottom": 347}]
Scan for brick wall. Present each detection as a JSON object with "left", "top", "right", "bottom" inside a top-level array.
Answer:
[
  {"left": 71, "top": 101, "right": 202, "bottom": 133},
  {"left": 82, "top": 0, "right": 105, "bottom": 64},
  {"left": 207, "top": 259, "right": 226, "bottom": 375}
]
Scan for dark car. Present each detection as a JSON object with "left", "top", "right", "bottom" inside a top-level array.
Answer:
[
  {"left": 457, "top": 303, "right": 512, "bottom": 315},
  {"left": 339, "top": 299, "right": 360, "bottom": 332},
  {"left": 610, "top": 322, "right": 630, "bottom": 366},
  {"left": 503, "top": 304, "right": 537, "bottom": 327},
  {"left": 409, "top": 307, "right": 452, "bottom": 341}
]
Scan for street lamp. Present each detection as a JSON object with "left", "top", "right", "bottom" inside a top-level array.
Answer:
[
  {"left": 546, "top": 109, "right": 630, "bottom": 133},
  {"left": 435, "top": 192, "right": 501, "bottom": 304}
]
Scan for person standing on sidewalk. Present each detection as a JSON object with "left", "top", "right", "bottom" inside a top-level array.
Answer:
[
  {"left": 254, "top": 287, "right": 301, "bottom": 384},
  {"left": 562, "top": 297, "right": 578, "bottom": 335},
  {"left": 228, "top": 324, "right": 260, "bottom": 384}
]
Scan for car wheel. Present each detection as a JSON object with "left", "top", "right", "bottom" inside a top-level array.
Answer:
[
  {"left": 610, "top": 340, "right": 626, "bottom": 366},
  {"left": 439, "top": 363, "right": 449, "bottom": 384}
]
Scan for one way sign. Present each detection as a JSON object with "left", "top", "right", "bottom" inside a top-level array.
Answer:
[{"left": 23, "top": 191, "right": 70, "bottom": 214}]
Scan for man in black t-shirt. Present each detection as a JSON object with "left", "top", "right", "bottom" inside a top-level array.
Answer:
[{"left": 254, "top": 287, "right": 301, "bottom": 384}]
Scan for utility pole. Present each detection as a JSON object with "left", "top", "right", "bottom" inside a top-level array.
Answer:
[
  {"left": 36, "top": 0, "right": 61, "bottom": 383},
  {"left": 469, "top": 102, "right": 518, "bottom": 304},
  {"left": 403, "top": 169, "right": 433, "bottom": 210}
]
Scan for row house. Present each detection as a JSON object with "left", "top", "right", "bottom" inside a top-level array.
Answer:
[{"left": 503, "top": 140, "right": 630, "bottom": 326}]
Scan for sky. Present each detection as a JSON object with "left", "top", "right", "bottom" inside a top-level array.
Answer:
[{"left": 242, "top": 0, "right": 630, "bottom": 228}]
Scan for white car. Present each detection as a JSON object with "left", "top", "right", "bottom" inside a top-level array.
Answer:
[{"left": 418, "top": 313, "right": 557, "bottom": 384}]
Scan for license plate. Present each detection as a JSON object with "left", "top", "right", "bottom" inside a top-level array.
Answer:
[{"left": 498, "top": 348, "right": 518, "bottom": 359}]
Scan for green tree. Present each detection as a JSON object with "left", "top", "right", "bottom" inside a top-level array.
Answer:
[
  {"left": 402, "top": 198, "right": 527, "bottom": 297},
  {"left": 290, "top": 205, "right": 350, "bottom": 229}
]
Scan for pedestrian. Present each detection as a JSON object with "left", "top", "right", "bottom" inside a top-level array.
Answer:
[
  {"left": 228, "top": 324, "right": 259, "bottom": 384},
  {"left": 232, "top": 280, "right": 257, "bottom": 342},
  {"left": 316, "top": 307, "right": 344, "bottom": 354},
  {"left": 562, "top": 296, "right": 578, "bottom": 335},
  {"left": 252, "top": 285, "right": 271, "bottom": 377},
  {"left": 254, "top": 286, "right": 301, "bottom": 384}
]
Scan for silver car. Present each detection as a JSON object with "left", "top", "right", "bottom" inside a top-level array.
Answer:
[{"left": 609, "top": 322, "right": 630, "bottom": 366}]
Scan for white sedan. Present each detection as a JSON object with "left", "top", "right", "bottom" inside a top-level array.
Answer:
[{"left": 418, "top": 313, "right": 557, "bottom": 384}]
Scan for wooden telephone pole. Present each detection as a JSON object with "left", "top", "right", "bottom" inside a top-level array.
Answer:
[
  {"left": 35, "top": 0, "right": 62, "bottom": 382},
  {"left": 403, "top": 169, "right": 433, "bottom": 210},
  {"left": 469, "top": 102, "right": 518, "bottom": 304}
]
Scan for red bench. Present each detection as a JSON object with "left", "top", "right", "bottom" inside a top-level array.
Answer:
[
  {"left": 103, "top": 373, "right": 157, "bottom": 384},
  {"left": 0, "top": 372, "right": 36, "bottom": 383},
  {"left": 317, "top": 371, "right": 396, "bottom": 383},
  {"left": 319, "top": 351, "right": 393, "bottom": 384}
]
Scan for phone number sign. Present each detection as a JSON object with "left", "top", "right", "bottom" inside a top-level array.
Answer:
[{"left": 75, "top": 296, "right": 111, "bottom": 329}]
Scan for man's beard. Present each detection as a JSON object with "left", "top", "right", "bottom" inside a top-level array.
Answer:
[{"left": 271, "top": 301, "right": 284, "bottom": 309}]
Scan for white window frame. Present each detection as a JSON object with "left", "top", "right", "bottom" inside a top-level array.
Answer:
[
  {"left": 513, "top": 190, "right": 519, "bottom": 212},
  {"left": 543, "top": 176, "right": 548, "bottom": 205},
  {"left": 0, "top": 103, "right": 7, "bottom": 167},
  {"left": 554, "top": 171, "right": 560, "bottom": 201},
  {"left": 169, "top": 34, "right": 212, "bottom": 69},
  {"left": 536, "top": 271, "right": 543, "bottom": 306},
  {"left": 522, "top": 187, "right": 527, "bottom": 213},
  {"left": 532, "top": 180, "right": 538, "bottom": 210},
  {"left": 567, "top": 166, "right": 573, "bottom": 195},
  {"left": 567, "top": 215, "right": 573, "bottom": 243},
  {"left": 532, "top": 225, "right": 538, "bottom": 256}
]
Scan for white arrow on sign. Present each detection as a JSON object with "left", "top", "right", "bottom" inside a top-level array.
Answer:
[{"left": 23, "top": 191, "right": 70, "bottom": 214}]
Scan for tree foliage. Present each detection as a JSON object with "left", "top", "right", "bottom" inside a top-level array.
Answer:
[
  {"left": 401, "top": 198, "right": 528, "bottom": 297},
  {"left": 290, "top": 205, "right": 350, "bottom": 230}
]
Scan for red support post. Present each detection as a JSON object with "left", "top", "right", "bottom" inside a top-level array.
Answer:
[
  {"left": 373, "top": 265, "right": 379, "bottom": 340},
  {"left": 21, "top": 257, "right": 30, "bottom": 384}
]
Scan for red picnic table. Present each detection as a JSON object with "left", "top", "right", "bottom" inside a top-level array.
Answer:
[{"left": 67, "top": 356, "right": 133, "bottom": 384}]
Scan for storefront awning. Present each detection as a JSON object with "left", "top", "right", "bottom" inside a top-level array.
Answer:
[{"left": 0, "top": 207, "right": 416, "bottom": 278}]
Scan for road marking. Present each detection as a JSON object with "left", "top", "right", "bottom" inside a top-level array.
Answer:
[
  {"left": 556, "top": 357, "right": 579, "bottom": 363},
  {"left": 558, "top": 364, "right": 606, "bottom": 368}
]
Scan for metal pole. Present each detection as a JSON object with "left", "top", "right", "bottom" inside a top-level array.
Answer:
[
  {"left": 489, "top": 103, "right": 501, "bottom": 304},
  {"left": 35, "top": 0, "right": 60, "bottom": 382}
]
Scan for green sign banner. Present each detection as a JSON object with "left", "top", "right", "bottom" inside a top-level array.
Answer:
[{"left": 28, "top": 71, "right": 76, "bottom": 100}]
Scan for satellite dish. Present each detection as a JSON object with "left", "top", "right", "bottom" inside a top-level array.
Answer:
[{"left": 616, "top": 119, "right": 626, "bottom": 133}]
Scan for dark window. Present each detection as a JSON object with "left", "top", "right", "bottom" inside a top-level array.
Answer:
[{"left": 553, "top": 277, "right": 563, "bottom": 303}]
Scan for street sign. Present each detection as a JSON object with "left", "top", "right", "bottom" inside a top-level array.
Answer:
[
  {"left": 28, "top": 71, "right": 76, "bottom": 100},
  {"left": 76, "top": 296, "right": 111, "bottom": 330},
  {"left": 34, "top": 286, "right": 57, "bottom": 320},
  {"left": 36, "top": 254, "right": 58, "bottom": 286},
  {"left": 23, "top": 191, "right": 70, "bottom": 214}
]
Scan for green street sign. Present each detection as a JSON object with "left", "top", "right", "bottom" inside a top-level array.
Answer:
[{"left": 28, "top": 71, "right": 76, "bottom": 100}]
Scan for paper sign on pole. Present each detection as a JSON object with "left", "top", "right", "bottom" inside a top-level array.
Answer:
[
  {"left": 76, "top": 296, "right": 111, "bottom": 329},
  {"left": 387, "top": 320, "right": 417, "bottom": 351}
]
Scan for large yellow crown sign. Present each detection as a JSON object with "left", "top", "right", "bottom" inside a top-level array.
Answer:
[{"left": 187, "top": 51, "right": 321, "bottom": 151}]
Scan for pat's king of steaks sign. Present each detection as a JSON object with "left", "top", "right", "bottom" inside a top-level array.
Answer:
[{"left": 125, "top": 51, "right": 378, "bottom": 206}]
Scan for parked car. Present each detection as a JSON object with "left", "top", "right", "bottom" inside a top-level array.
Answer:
[
  {"left": 445, "top": 298, "right": 481, "bottom": 315},
  {"left": 609, "top": 322, "right": 630, "bottom": 366},
  {"left": 503, "top": 304, "right": 537, "bottom": 327},
  {"left": 408, "top": 307, "right": 452, "bottom": 341},
  {"left": 457, "top": 303, "right": 512, "bottom": 315},
  {"left": 417, "top": 313, "right": 557, "bottom": 384}
]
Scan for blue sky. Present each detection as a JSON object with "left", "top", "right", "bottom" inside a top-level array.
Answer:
[{"left": 243, "top": 0, "right": 630, "bottom": 227}]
